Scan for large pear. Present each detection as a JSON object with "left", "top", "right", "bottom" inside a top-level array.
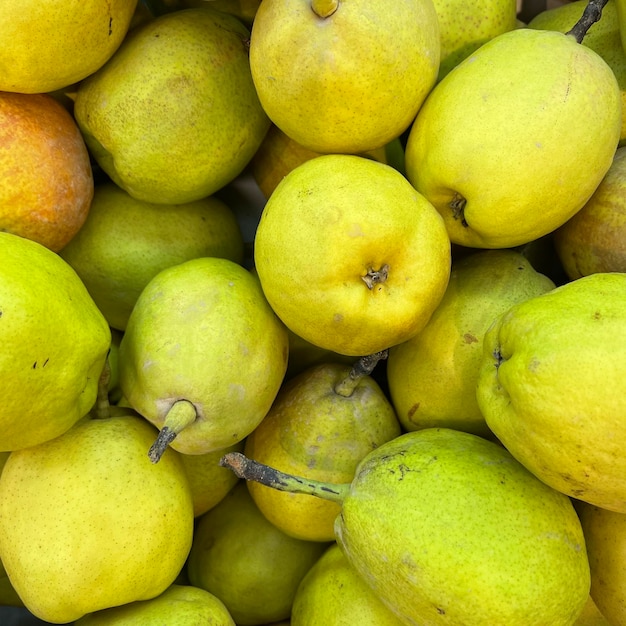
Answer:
[
  {"left": 249, "top": 0, "right": 440, "bottom": 154},
  {"left": 405, "top": 28, "right": 621, "bottom": 249}
]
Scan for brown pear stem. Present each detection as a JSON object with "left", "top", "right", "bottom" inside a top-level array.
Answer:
[
  {"left": 311, "top": 0, "right": 339, "bottom": 18},
  {"left": 148, "top": 399, "right": 197, "bottom": 463},
  {"left": 566, "top": 0, "right": 610, "bottom": 43},
  {"left": 334, "top": 350, "right": 389, "bottom": 397},
  {"left": 219, "top": 452, "right": 349, "bottom": 504}
]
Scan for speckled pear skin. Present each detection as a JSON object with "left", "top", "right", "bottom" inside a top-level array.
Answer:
[{"left": 335, "top": 428, "right": 590, "bottom": 625}]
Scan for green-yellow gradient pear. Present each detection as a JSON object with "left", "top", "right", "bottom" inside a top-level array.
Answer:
[
  {"left": 0, "top": 232, "right": 111, "bottom": 451},
  {"left": 405, "top": 28, "right": 621, "bottom": 249},
  {"left": 477, "top": 272, "right": 626, "bottom": 513}
]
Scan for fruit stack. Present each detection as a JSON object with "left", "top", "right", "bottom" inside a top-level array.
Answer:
[{"left": 0, "top": 0, "right": 625, "bottom": 624}]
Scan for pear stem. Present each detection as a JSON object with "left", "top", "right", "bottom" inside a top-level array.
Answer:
[
  {"left": 566, "top": 0, "right": 610, "bottom": 44},
  {"left": 311, "top": 0, "right": 339, "bottom": 18},
  {"left": 334, "top": 350, "right": 389, "bottom": 397},
  {"left": 219, "top": 452, "right": 350, "bottom": 504},
  {"left": 148, "top": 399, "right": 197, "bottom": 464}
]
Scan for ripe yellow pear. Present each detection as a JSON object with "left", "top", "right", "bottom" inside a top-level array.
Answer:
[
  {"left": 477, "top": 272, "right": 626, "bottom": 513},
  {"left": 0, "top": 232, "right": 111, "bottom": 451},
  {"left": 245, "top": 360, "right": 401, "bottom": 541},
  {"left": 387, "top": 249, "right": 555, "bottom": 438},
  {"left": 74, "top": 584, "right": 236, "bottom": 625},
  {"left": 0, "top": 0, "right": 138, "bottom": 93},
  {"left": 74, "top": 7, "right": 270, "bottom": 204},
  {"left": 59, "top": 182, "right": 244, "bottom": 331},
  {"left": 405, "top": 28, "right": 621, "bottom": 248},
  {"left": 555, "top": 146, "right": 626, "bottom": 278},
  {"left": 187, "top": 482, "right": 328, "bottom": 625},
  {"left": 118, "top": 257, "right": 288, "bottom": 460},
  {"left": 249, "top": 0, "right": 440, "bottom": 154},
  {"left": 291, "top": 543, "right": 405, "bottom": 626},
  {"left": 254, "top": 154, "right": 451, "bottom": 356},
  {"left": 578, "top": 503, "right": 626, "bottom": 626},
  {"left": 0, "top": 415, "right": 195, "bottom": 623},
  {"left": 433, "top": 0, "right": 518, "bottom": 80}
]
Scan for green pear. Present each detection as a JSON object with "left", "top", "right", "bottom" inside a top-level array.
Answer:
[
  {"left": 476, "top": 272, "right": 626, "bottom": 513},
  {"left": 118, "top": 257, "right": 289, "bottom": 461},
  {"left": 0, "top": 415, "right": 194, "bottom": 623},
  {"left": 187, "top": 482, "right": 328, "bottom": 625},
  {"left": 59, "top": 182, "right": 244, "bottom": 331},
  {"left": 387, "top": 249, "right": 555, "bottom": 438},
  {"left": 74, "top": 584, "right": 236, "bottom": 625},
  {"left": 291, "top": 543, "right": 405, "bottom": 626},
  {"left": 244, "top": 359, "right": 401, "bottom": 542},
  {"left": 221, "top": 427, "right": 590, "bottom": 625},
  {"left": 528, "top": 0, "right": 626, "bottom": 144},
  {"left": 248, "top": 0, "right": 440, "bottom": 154},
  {"left": 578, "top": 503, "right": 626, "bottom": 626},
  {"left": 0, "top": 232, "right": 111, "bottom": 451},
  {"left": 554, "top": 146, "right": 626, "bottom": 278},
  {"left": 405, "top": 28, "right": 621, "bottom": 249},
  {"left": 74, "top": 7, "right": 270, "bottom": 205},
  {"left": 432, "top": 0, "right": 518, "bottom": 81}
]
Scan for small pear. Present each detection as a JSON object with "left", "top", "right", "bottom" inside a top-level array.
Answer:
[
  {"left": 118, "top": 257, "right": 289, "bottom": 461},
  {"left": 291, "top": 543, "right": 405, "bottom": 626},
  {"left": 74, "top": 584, "right": 236, "bottom": 625},
  {"left": 221, "top": 428, "right": 590, "bottom": 625},
  {"left": 187, "top": 482, "right": 328, "bottom": 625},
  {"left": 245, "top": 358, "right": 401, "bottom": 541}
]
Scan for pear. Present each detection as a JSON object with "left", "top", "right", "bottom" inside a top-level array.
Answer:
[
  {"left": 476, "top": 272, "right": 626, "bottom": 513},
  {"left": 285, "top": 328, "right": 353, "bottom": 380},
  {"left": 118, "top": 256, "right": 288, "bottom": 461},
  {"left": 221, "top": 427, "right": 590, "bottom": 625},
  {"left": 74, "top": 7, "right": 270, "bottom": 205},
  {"left": 291, "top": 543, "right": 405, "bottom": 626},
  {"left": 74, "top": 584, "right": 236, "bottom": 625},
  {"left": 248, "top": 0, "right": 440, "bottom": 154},
  {"left": 186, "top": 482, "right": 328, "bottom": 625},
  {"left": 405, "top": 27, "right": 621, "bottom": 249},
  {"left": 574, "top": 595, "right": 612, "bottom": 626},
  {"left": 528, "top": 0, "right": 626, "bottom": 144},
  {"left": 0, "top": 232, "right": 111, "bottom": 451},
  {"left": 432, "top": 0, "right": 518, "bottom": 81},
  {"left": 387, "top": 249, "right": 555, "bottom": 438},
  {"left": 244, "top": 358, "right": 401, "bottom": 542},
  {"left": 578, "top": 503, "right": 626, "bottom": 626},
  {"left": 554, "top": 146, "right": 626, "bottom": 278},
  {"left": 59, "top": 182, "right": 244, "bottom": 331},
  {"left": 0, "top": 415, "right": 195, "bottom": 623}
]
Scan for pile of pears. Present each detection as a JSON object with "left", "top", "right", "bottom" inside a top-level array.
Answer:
[{"left": 2, "top": 0, "right": 626, "bottom": 624}]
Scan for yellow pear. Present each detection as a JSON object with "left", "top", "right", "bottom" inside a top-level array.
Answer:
[
  {"left": 254, "top": 154, "right": 451, "bottom": 356},
  {"left": 249, "top": 0, "right": 440, "bottom": 153},
  {"left": 74, "top": 7, "right": 270, "bottom": 204},
  {"left": 387, "top": 249, "right": 555, "bottom": 438},
  {"left": 0, "top": 0, "right": 138, "bottom": 93},
  {"left": 0, "top": 232, "right": 111, "bottom": 451},
  {"left": 405, "top": 28, "right": 621, "bottom": 249},
  {"left": 59, "top": 182, "right": 244, "bottom": 331},
  {"left": 574, "top": 595, "right": 612, "bottom": 626},
  {"left": 578, "top": 503, "right": 626, "bottom": 626},
  {"left": 291, "top": 543, "right": 405, "bottom": 626},
  {"left": 477, "top": 272, "right": 626, "bottom": 513},
  {"left": 74, "top": 584, "right": 236, "bottom": 625},
  {"left": 555, "top": 145, "right": 626, "bottom": 278},
  {"left": 187, "top": 482, "right": 328, "bottom": 625},
  {"left": 528, "top": 0, "right": 626, "bottom": 143},
  {"left": 245, "top": 360, "right": 401, "bottom": 541},
  {"left": 0, "top": 415, "right": 194, "bottom": 623}
]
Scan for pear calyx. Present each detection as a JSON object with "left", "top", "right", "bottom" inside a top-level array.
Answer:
[
  {"left": 311, "top": 0, "right": 339, "bottom": 19},
  {"left": 334, "top": 350, "right": 388, "bottom": 397},
  {"left": 362, "top": 264, "right": 390, "bottom": 289},
  {"left": 450, "top": 193, "right": 468, "bottom": 227},
  {"left": 148, "top": 399, "right": 197, "bottom": 463},
  {"left": 219, "top": 451, "right": 349, "bottom": 504},
  {"left": 566, "top": 0, "right": 609, "bottom": 44}
]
